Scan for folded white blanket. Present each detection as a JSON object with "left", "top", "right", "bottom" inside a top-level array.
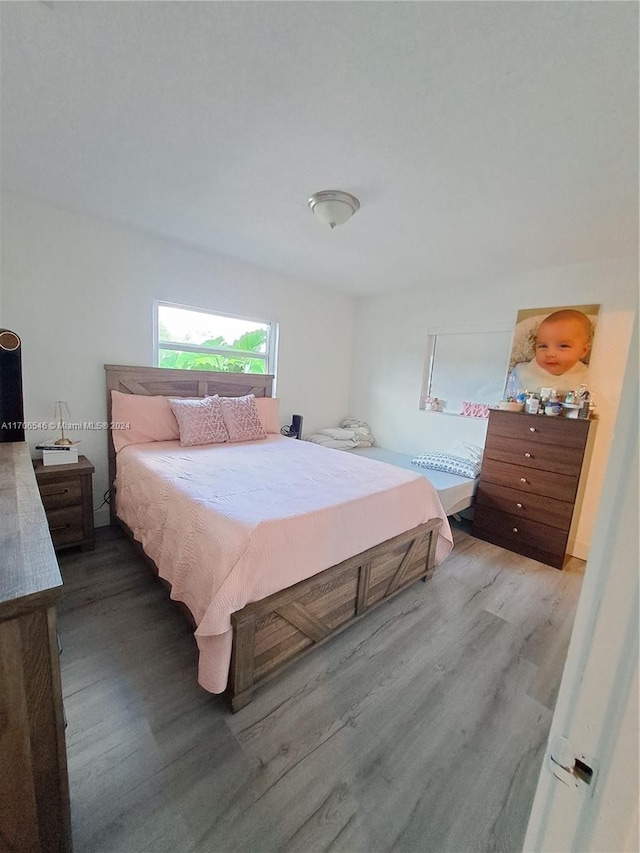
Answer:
[
  {"left": 321, "top": 427, "right": 358, "bottom": 440},
  {"left": 305, "top": 434, "right": 360, "bottom": 449},
  {"left": 342, "top": 418, "right": 375, "bottom": 445},
  {"left": 304, "top": 418, "right": 375, "bottom": 451}
]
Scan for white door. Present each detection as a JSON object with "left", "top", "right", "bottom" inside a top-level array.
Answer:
[{"left": 523, "top": 317, "right": 639, "bottom": 852}]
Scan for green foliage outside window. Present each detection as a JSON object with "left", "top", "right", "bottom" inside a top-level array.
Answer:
[{"left": 158, "top": 330, "right": 267, "bottom": 373}]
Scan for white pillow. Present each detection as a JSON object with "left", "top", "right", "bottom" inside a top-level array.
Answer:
[
  {"left": 454, "top": 442, "right": 484, "bottom": 466},
  {"left": 411, "top": 452, "right": 481, "bottom": 479}
]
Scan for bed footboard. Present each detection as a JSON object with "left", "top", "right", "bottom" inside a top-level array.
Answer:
[{"left": 229, "top": 519, "right": 442, "bottom": 711}]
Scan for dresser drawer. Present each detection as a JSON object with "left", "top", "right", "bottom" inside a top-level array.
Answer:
[
  {"left": 38, "top": 478, "right": 83, "bottom": 510},
  {"left": 479, "top": 458, "right": 579, "bottom": 503},
  {"left": 472, "top": 505, "right": 568, "bottom": 568},
  {"left": 487, "top": 410, "right": 590, "bottom": 449},
  {"left": 476, "top": 481, "right": 574, "bottom": 531},
  {"left": 484, "top": 433, "right": 584, "bottom": 476},
  {"left": 46, "top": 506, "right": 84, "bottom": 549}
]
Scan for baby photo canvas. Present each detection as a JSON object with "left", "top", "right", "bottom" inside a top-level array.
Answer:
[{"left": 504, "top": 304, "right": 600, "bottom": 398}]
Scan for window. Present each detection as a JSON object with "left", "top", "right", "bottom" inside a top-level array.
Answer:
[
  {"left": 155, "top": 302, "right": 277, "bottom": 374},
  {"left": 421, "top": 324, "right": 512, "bottom": 415}
]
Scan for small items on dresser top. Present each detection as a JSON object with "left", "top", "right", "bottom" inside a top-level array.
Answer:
[{"left": 497, "top": 383, "right": 595, "bottom": 421}]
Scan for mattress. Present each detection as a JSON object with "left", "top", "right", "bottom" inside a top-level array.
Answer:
[
  {"left": 116, "top": 435, "right": 453, "bottom": 692},
  {"left": 347, "top": 446, "right": 478, "bottom": 516}
]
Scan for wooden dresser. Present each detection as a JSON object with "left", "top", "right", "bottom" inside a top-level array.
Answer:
[
  {"left": 0, "top": 442, "right": 72, "bottom": 852},
  {"left": 472, "top": 410, "right": 594, "bottom": 569}
]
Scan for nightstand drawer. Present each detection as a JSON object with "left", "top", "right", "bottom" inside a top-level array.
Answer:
[
  {"left": 476, "top": 481, "right": 574, "bottom": 531},
  {"left": 39, "top": 478, "right": 83, "bottom": 510},
  {"left": 46, "top": 505, "right": 84, "bottom": 549}
]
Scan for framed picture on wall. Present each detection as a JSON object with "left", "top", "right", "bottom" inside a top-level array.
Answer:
[{"left": 504, "top": 304, "right": 600, "bottom": 398}]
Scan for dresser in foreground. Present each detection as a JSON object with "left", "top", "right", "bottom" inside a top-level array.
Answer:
[
  {"left": 0, "top": 442, "right": 72, "bottom": 852},
  {"left": 472, "top": 409, "right": 594, "bottom": 569}
]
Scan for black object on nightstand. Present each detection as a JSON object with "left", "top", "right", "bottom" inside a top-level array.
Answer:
[
  {"left": 33, "top": 455, "right": 95, "bottom": 551},
  {"left": 280, "top": 414, "right": 303, "bottom": 439}
]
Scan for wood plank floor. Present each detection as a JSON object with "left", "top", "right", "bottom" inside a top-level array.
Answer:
[{"left": 56, "top": 522, "right": 584, "bottom": 853}]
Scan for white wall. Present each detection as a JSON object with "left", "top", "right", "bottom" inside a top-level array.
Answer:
[
  {"left": 1, "top": 192, "right": 356, "bottom": 525},
  {"left": 3, "top": 189, "right": 636, "bottom": 557},
  {"left": 349, "top": 260, "right": 637, "bottom": 557}
]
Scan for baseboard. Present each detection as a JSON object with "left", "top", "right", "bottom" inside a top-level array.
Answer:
[{"left": 567, "top": 537, "right": 590, "bottom": 561}]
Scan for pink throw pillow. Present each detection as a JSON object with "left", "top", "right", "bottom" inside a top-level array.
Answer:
[
  {"left": 168, "top": 396, "right": 229, "bottom": 447},
  {"left": 111, "top": 390, "right": 179, "bottom": 452},
  {"left": 254, "top": 397, "right": 280, "bottom": 434},
  {"left": 219, "top": 394, "right": 267, "bottom": 442}
]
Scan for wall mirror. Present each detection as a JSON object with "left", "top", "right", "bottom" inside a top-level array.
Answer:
[{"left": 420, "top": 324, "right": 513, "bottom": 416}]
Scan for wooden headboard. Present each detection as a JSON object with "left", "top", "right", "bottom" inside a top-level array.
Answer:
[{"left": 105, "top": 364, "right": 274, "bottom": 524}]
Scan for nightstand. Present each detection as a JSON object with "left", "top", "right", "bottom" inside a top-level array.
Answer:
[{"left": 33, "top": 455, "right": 95, "bottom": 552}]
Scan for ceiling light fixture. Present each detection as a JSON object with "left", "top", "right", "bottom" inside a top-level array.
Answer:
[{"left": 308, "top": 190, "right": 360, "bottom": 229}]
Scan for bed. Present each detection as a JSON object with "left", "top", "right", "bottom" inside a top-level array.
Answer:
[
  {"left": 105, "top": 365, "right": 453, "bottom": 710},
  {"left": 346, "top": 446, "right": 478, "bottom": 516}
]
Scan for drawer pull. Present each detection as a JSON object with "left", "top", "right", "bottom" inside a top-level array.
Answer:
[
  {"left": 529, "top": 427, "right": 536, "bottom": 432},
  {"left": 520, "top": 477, "right": 527, "bottom": 483},
  {"left": 512, "top": 527, "right": 518, "bottom": 533},
  {"left": 516, "top": 502, "right": 523, "bottom": 508},
  {"left": 50, "top": 523, "right": 71, "bottom": 532},
  {"left": 524, "top": 452, "right": 532, "bottom": 458},
  {"left": 48, "top": 487, "right": 70, "bottom": 496}
]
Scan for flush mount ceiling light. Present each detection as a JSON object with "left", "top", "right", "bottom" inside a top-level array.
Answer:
[{"left": 308, "top": 190, "right": 360, "bottom": 229}]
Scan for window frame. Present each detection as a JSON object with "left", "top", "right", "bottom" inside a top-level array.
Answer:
[
  {"left": 153, "top": 300, "right": 278, "bottom": 377},
  {"left": 420, "top": 322, "right": 513, "bottom": 416}
]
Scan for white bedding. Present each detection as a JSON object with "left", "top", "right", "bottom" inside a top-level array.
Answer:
[
  {"left": 347, "top": 446, "right": 478, "bottom": 515},
  {"left": 116, "top": 435, "right": 452, "bottom": 693}
]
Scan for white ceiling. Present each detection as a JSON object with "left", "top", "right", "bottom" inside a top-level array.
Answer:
[{"left": 1, "top": 1, "right": 637, "bottom": 296}]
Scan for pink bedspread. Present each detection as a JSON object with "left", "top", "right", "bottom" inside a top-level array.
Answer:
[{"left": 116, "top": 435, "right": 453, "bottom": 692}]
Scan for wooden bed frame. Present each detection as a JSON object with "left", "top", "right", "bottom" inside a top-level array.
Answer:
[{"left": 105, "top": 364, "right": 442, "bottom": 711}]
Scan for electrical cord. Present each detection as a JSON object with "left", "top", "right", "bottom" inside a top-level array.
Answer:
[{"left": 94, "top": 488, "right": 111, "bottom": 512}]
